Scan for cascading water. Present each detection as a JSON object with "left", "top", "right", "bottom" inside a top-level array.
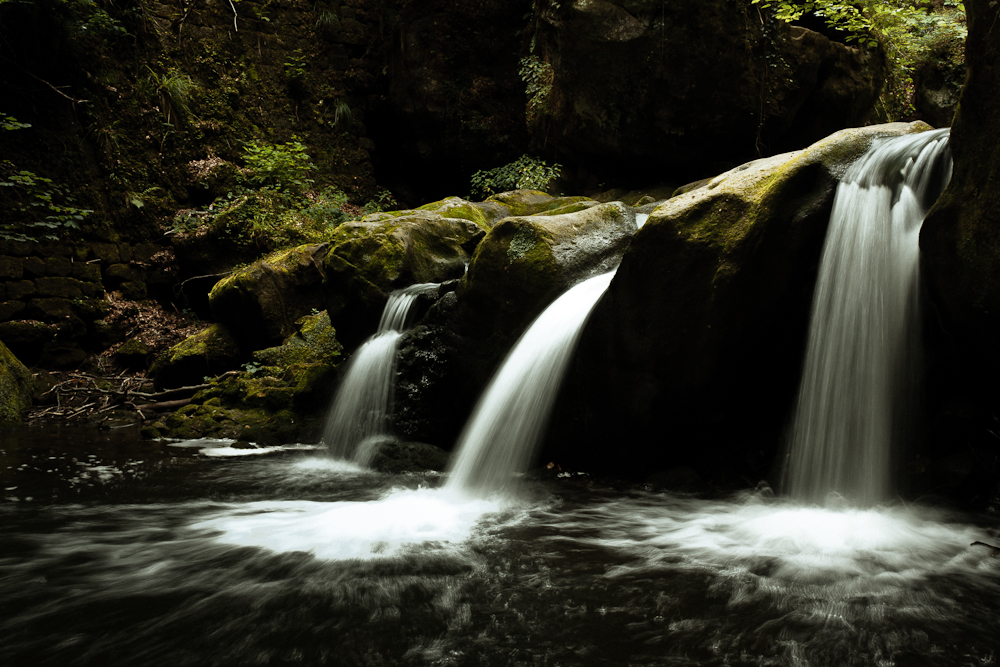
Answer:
[
  {"left": 323, "top": 282, "right": 438, "bottom": 465},
  {"left": 783, "top": 129, "right": 953, "bottom": 505},
  {"left": 446, "top": 269, "right": 617, "bottom": 496}
]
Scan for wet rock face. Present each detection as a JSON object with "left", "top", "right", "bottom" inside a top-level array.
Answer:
[
  {"left": 919, "top": 0, "right": 1000, "bottom": 501},
  {"left": 530, "top": 0, "right": 883, "bottom": 184},
  {"left": 366, "top": 0, "right": 531, "bottom": 202}
]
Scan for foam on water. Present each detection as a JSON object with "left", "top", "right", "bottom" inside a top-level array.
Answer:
[
  {"left": 542, "top": 492, "right": 1000, "bottom": 611},
  {"left": 194, "top": 487, "right": 505, "bottom": 560}
]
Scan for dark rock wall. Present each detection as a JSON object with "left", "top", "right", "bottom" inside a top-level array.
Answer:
[
  {"left": 920, "top": 0, "right": 1000, "bottom": 505},
  {"left": 528, "top": 0, "right": 884, "bottom": 187},
  {"left": 365, "top": 0, "right": 531, "bottom": 203}
]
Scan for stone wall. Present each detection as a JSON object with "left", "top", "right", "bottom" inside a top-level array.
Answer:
[{"left": 0, "top": 240, "right": 171, "bottom": 367}]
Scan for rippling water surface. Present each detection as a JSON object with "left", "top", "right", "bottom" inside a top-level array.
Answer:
[{"left": 2, "top": 426, "right": 999, "bottom": 666}]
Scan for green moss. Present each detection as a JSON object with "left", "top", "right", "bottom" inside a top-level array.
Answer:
[
  {"left": 254, "top": 311, "right": 342, "bottom": 367},
  {"left": 530, "top": 201, "right": 597, "bottom": 217},
  {"left": 0, "top": 340, "right": 33, "bottom": 426},
  {"left": 507, "top": 226, "right": 540, "bottom": 263}
]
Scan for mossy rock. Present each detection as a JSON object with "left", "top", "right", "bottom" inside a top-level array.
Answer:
[
  {"left": 368, "top": 439, "right": 450, "bottom": 473},
  {"left": 448, "top": 200, "right": 636, "bottom": 388},
  {"left": 365, "top": 196, "right": 510, "bottom": 231},
  {"left": 486, "top": 190, "right": 593, "bottom": 217},
  {"left": 321, "top": 212, "right": 485, "bottom": 347},
  {"left": 253, "top": 311, "right": 343, "bottom": 368},
  {"left": 209, "top": 243, "right": 329, "bottom": 349},
  {"left": 115, "top": 336, "right": 156, "bottom": 371},
  {"left": 149, "top": 323, "right": 244, "bottom": 390},
  {"left": 554, "top": 122, "right": 935, "bottom": 479},
  {"left": 0, "top": 340, "right": 33, "bottom": 426}
]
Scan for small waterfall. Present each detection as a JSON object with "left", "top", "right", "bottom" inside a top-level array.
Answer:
[
  {"left": 324, "top": 283, "right": 439, "bottom": 464},
  {"left": 783, "top": 129, "right": 953, "bottom": 505},
  {"left": 447, "top": 270, "right": 617, "bottom": 496}
]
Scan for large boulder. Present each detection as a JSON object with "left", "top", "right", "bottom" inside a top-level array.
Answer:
[
  {"left": 393, "top": 198, "right": 638, "bottom": 446},
  {"left": 0, "top": 339, "right": 33, "bottom": 426},
  {"left": 209, "top": 244, "right": 330, "bottom": 350},
  {"left": 320, "top": 210, "right": 486, "bottom": 346},
  {"left": 529, "top": 0, "right": 884, "bottom": 186},
  {"left": 548, "top": 122, "right": 935, "bottom": 481},
  {"left": 149, "top": 323, "right": 244, "bottom": 390},
  {"left": 146, "top": 313, "right": 345, "bottom": 443}
]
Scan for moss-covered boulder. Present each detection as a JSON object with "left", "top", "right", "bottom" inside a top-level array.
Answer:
[
  {"left": 550, "top": 122, "right": 934, "bottom": 481},
  {"left": 454, "top": 200, "right": 635, "bottom": 355},
  {"left": 209, "top": 244, "right": 329, "bottom": 349},
  {"left": 149, "top": 324, "right": 244, "bottom": 390},
  {"left": 147, "top": 312, "right": 344, "bottom": 442},
  {"left": 253, "top": 311, "right": 342, "bottom": 368},
  {"left": 321, "top": 212, "right": 485, "bottom": 346},
  {"left": 0, "top": 339, "right": 33, "bottom": 426},
  {"left": 365, "top": 196, "right": 510, "bottom": 230},
  {"left": 391, "top": 199, "right": 638, "bottom": 447}
]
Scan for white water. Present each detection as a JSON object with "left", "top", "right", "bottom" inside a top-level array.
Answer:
[
  {"left": 323, "top": 283, "right": 439, "bottom": 464},
  {"left": 447, "top": 270, "right": 617, "bottom": 496},
  {"left": 784, "top": 129, "right": 953, "bottom": 505},
  {"left": 194, "top": 487, "right": 504, "bottom": 560}
]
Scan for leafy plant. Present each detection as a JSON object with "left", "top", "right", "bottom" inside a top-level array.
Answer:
[
  {"left": 240, "top": 138, "right": 316, "bottom": 193},
  {"left": 520, "top": 55, "right": 554, "bottom": 125},
  {"left": 752, "top": 0, "right": 967, "bottom": 120},
  {"left": 333, "top": 100, "right": 352, "bottom": 128},
  {"left": 316, "top": 9, "right": 340, "bottom": 32},
  {"left": 284, "top": 49, "right": 308, "bottom": 90},
  {"left": 470, "top": 155, "right": 562, "bottom": 200},
  {"left": 1, "top": 112, "right": 30, "bottom": 131},
  {"left": 1, "top": 164, "right": 94, "bottom": 241},
  {"left": 362, "top": 188, "right": 398, "bottom": 214},
  {"left": 1, "top": 114, "right": 93, "bottom": 241},
  {"left": 146, "top": 67, "right": 197, "bottom": 125}
]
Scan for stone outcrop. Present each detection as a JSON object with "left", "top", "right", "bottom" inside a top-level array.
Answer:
[
  {"left": 393, "top": 196, "right": 640, "bottom": 445},
  {"left": 209, "top": 244, "right": 330, "bottom": 350},
  {"left": 149, "top": 323, "right": 244, "bottom": 390}
]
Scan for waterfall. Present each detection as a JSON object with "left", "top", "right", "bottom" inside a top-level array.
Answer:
[
  {"left": 783, "top": 129, "right": 953, "bottom": 505},
  {"left": 446, "top": 269, "right": 617, "bottom": 496},
  {"left": 324, "top": 283, "right": 439, "bottom": 465}
]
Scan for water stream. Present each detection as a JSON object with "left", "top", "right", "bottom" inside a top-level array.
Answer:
[
  {"left": 446, "top": 269, "right": 618, "bottom": 496},
  {"left": 4, "top": 131, "right": 997, "bottom": 667},
  {"left": 2, "top": 430, "right": 998, "bottom": 667},
  {"left": 323, "top": 283, "right": 439, "bottom": 464},
  {"left": 783, "top": 129, "right": 953, "bottom": 505}
]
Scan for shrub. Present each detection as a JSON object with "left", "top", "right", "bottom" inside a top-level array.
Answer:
[
  {"left": 469, "top": 155, "right": 562, "bottom": 200},
  {"left": 240, "top": 138, "right": 316, "bottom": 193}
]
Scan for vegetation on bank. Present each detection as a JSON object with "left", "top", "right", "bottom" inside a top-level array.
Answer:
[{"left": 753, "top": 0, "right": 966, "bottom": 118}]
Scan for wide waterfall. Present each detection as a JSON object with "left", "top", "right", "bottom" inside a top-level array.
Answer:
[
  {"left": 323, "top": 282, "right": 439, "bottom": 464},
  {"left": 447, "top": 270, "right": 618, "bottom": 496},
  {"left": 783, "top": 129, "right": 953, "bottom": 505}
]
